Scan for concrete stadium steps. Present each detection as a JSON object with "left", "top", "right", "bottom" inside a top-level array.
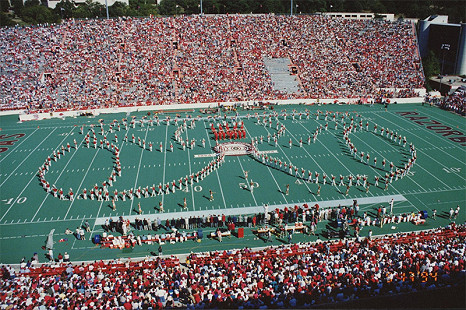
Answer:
[{"left": 263, "top": 57, "right": 300, "bottom": 94}]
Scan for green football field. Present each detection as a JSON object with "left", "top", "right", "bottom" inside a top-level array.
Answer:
[{"left": 0, "top": 103, "right": 465, "bottom": 264}]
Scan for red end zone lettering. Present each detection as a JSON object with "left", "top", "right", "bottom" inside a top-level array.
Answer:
[
  {"left": 436, "top": 130, "right": 464, "bottom": 137},
  {"left": 0, "top": 140, "right": 18, "bottom": 146},
  {"left": 449, "top": 136, "right": 466, "bottom": 143},
  {"left": 407, "top": 116, "right": 428, "bottom": 121},
  {"left": 398, "top": 112, "right": 465, "bottom": 146},
  {"left": 0, "top": 133, "right": 26, "bottom": 154},
  {"left": 0, "top": 133, "right": 25, "bottom": 139},
  {"left": 396, "top": 111, "right": 419, "bottom": 116},
  {"left": 426, "top": 125, "right": 451, "bottom": 131}
]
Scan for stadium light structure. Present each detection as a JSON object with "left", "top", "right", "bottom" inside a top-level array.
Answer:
[
  {"left": 105, "top": 0, "right": 109, "bottom": 19},
  {"left": 441, "top": 43, "right": 450, "bottom": 75},
  {"left": 440, "top": 43, "right": 450, "bottom": 93},
  {"left": 200, "top": 0, "right": 203, "bottom": 15},
  {"left": 291, "top": 0, "right": 293, "bottom": 16}
]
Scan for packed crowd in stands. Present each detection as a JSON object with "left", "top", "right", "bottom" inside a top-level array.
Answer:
[
  {"left": 439, "top": 86, "right": 465, "bottom": 115},
  {"left": 1, "top": 224, "right": 464, "bottom": 309},
  {"left": 0, "top": 15, "right": 424, "bottom": 112}
]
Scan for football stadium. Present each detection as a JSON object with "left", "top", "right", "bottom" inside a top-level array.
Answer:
[{"left": 1, "top": 6, "right": 465, "bottom": 310}]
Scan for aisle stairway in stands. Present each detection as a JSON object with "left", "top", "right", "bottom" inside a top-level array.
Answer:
[{"left": 263, "top": 57, "right": 301, "bottom": 94}]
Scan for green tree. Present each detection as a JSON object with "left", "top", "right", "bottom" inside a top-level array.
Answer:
[
  {"left": 54, "top": 0, "right": 75, "bottom": 19},
  {"left": 327, "top": 0, "right": 344, "bottom": 12},
  {"left": 158, "top": 0, "right": 176, "bottom": 15},
  {"left": 0, "top": 0, "right": 10, "bottom": 13},
  {"left": 301, "top": 0, "right": 327, "bottom": 13},
  {"left": 222, "top": 0, "right": 250, "bottom": 14},
  {"left": 108, "top": 1, "right": 128, "bottom": 17},
  {"left": 21, "top": 5, "right": 60, "bottom": 24},
  {"left": 343, "top": 0, "right": 364, "bottom": 12},
  {"left": 23, "top": 0, "right": 40, "bottom": 7},
  {"left": 422, "top": 50, "right": 440, "bottom": 90},
  {"left": 73, "top": 0, "right": 105, "bottom": 19},
  {"left": 182, "top": 0, "right": 202, "bottom": 14},
  {"left": 10, "top": 0, "right": 23, "bottom": 16},
  {"left": 369, "top": 0, "right": 387, "bottom": 13},
  {"left": 127, "top": 0, "right": 158, "bottom": 16},
  {"left": 0, "top": 11, "right": 16, "bottom": 26},
  {"left": 199, "top": 0, "right": 220, "bottom": 14}
]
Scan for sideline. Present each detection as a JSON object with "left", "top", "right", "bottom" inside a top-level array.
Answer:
[{"left": 94, "top": 194, "right": 406, "bottom": 225}]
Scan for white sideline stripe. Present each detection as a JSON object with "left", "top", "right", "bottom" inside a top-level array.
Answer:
[
  {"left": 5, "top": 127, "right": 74, "bottom": 222},
  {"left": 161, "top": 125, "right": 169, "bottom": 207},
  {"left": 258, "top": 150, "right": 279, "bottom": 154},
  {"left": 185, "top": 125, "right": 196, "bottom": 211},
  {"left": 32, "top": 137, "right": 85, "bottom": 221},
  {"left": 62, "top": 148, "right": 100, "bottom": 220},
  {"left": 194, "top": 153, "right": 216, "bottom": 158},
  {"left": 203, "top": 120, "right": 227, "bottom": 209},
  {"left": 367, "top": 114, "right": 450, "bottom": 188},
  {"left": 94, "top": 194, "right": 407, "bottom": 226},
  {"left": 0, "top": 128, "right": 57, "bottom": 188},
  {"left": 236, "top": 156, "right": 257, "bottom": 206},
  {"left": 129, "top": 126, "right": 149, "bottom": 213},
  {"left": 258, "top": 122, "right": 316, "bottom": 197},
  {"left": 0, "top": 127, "right": 39, "bottom": 164}
]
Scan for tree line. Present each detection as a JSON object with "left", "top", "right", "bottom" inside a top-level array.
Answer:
[{"left": 1, "top": 0, "right": 464, "bottom": 27}]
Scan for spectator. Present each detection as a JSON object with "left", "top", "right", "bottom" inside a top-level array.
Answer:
[
  {"left": 0, "top": 16, "right": 423, "bottom": 112},
  {"left": 0, "top": 224, "right": 464, "bottom": 309}
]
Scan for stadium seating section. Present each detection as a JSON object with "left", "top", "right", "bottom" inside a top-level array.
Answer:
[
  {"left": 0, "top": 15, "right": 424, "bottom": 112},
  {"left": 1, "top": 224, "right": 464, "bottom": 309}
]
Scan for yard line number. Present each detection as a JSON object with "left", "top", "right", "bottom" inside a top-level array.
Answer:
[{"left": 2, "top": 197, "right": 27, "bottom": 205}]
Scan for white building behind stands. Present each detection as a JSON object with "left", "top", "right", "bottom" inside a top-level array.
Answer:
[
  {"left": 46, "top": 0, "right": 129, "bottom": 10},
  {"left": 322, "top": 12, "right": 395, "bottom": 21}
]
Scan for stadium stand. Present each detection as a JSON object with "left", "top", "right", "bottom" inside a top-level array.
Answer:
[
  {"left": 439, "top": 86, "right": 466, "bottom": 115},
  {"left": 0, "top": 15, "right": 424, "bottom": 112},
  {"left": 1, "top": 224, "right": 464, "bottom": 309}
]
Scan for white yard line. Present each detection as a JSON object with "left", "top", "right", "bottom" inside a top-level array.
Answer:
[
  {"left": 0, "top": 174, "right": 37, "bottom": 222},
  {"left": 242, "top": 124, "right": 289, "bottom": 202},
  {"left": 385, "top": 112, "right": 466, "bottom": 158},
  {"left": 0, "top": 128, "right": 57, "bottom": 188},
  {"left": 419, "top": 106, "right": 466, "bottom": 131},
  {"left": 32, "top": 137, "right": 86, "bottom": 221},
  {"left": 161, "top": 125, "right": 169, "bottom": 208},
  {"left": 202, "top": 120, "right": 227, "bottom": 209},
  {"left": 0, "top": 127, "right": 39, "bottom": 164},
  {"left": 366, "top": 114, "right": 453, "bottom": 187},
  {"left": 93, "top": 194, "right": 408, "bottom": 225},
  {"left": 185, "top": 126, "right": 196, "bottom": 211},
  {"left": 346, "top": 124, "right": 429, "bottom": 192},
  {"left": 297, "top": 122, "right": 354, "bottom": 176},
  {"left": 236, "top": 157, "right": 258, "bottom": 205},
  {"left": 1, "top": 127, "right": 73, "bottom": 221},
  {"left": 261, "top": 123, "right": 320, "bottom": 197},
  {"left": 88, "top": 200, "right": 105, "bottom": 241},
  {"left": 65, "top": 125, "right": 130, "bottom": 221},
  {"left": 129, "top": 126, "right": 149, "bottom": 213},
  {"left": 61, "top": 149, "right": 100, "bottom": 220}
]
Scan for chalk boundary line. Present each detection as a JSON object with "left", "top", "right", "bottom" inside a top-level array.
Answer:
[{"left": 94, "top": 194, "right": 406, "bottom": 225}]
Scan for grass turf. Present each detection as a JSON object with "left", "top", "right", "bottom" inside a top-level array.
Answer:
[{"left": 0, "top": 102, "right": 465, "bottom": 264}]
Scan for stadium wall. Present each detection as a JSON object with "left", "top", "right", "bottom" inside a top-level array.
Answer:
[{"left": 13, "top": 94, "right": 426, "bottom": 121}]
